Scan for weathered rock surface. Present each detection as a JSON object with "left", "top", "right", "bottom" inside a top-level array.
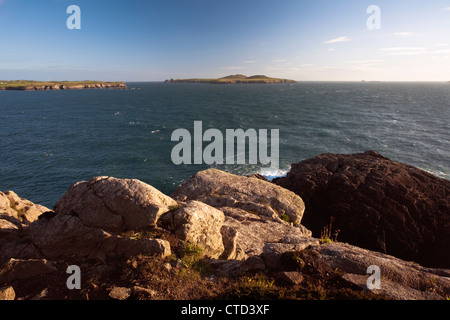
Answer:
[
  {"left": 221, "top": 207, "right": 312, "bottom": 257},
  {"left": 261, "top": 238, "right": 320, "bottom": 270},
  {"left": 160, "top": 200, "right": 225, "bottom": 258},
  {"left": 219, "top": 225, "right": 242, "bottom": 260},
  {"left": 311, "top": 242, "right": 450, "bottom": 300},
  {"left": 108, "top": 286, "right": 132, "bottom": 300},
  {"left": 133, "top": 286, "right": 158, "bottom": 298},
  {"left": 0, "top": 240, "right": 42, "bottom": 263},
  {"left": 0, "top": 286, "right": 15, "bottom": 300},
  {"left": 209, "top": 255, "right": 267, "bottom": 276},
  {"left": 0, "top": 191, "right": 51, "bottom": 262},
  {"left": 27, "top": 208, "right": 171, "bottom": 260},
  {"left": 274, "top": 151, "right": 450, "bottom": 268},
  {"left": 276, "top": 271, "right": 305, "bottom": 285},
  {"left": 1, "top": 177, "right": 175, "bottom": 263},
  {"left": 172, "top": 169, "right": 305, "bottom": 225},
  {"left": 0, "top": 191, "right": 51, "bottom": 225},
  {"left": 0, "top": 259, "right": 57, "bottom": 283},
  {"left": 55, "top": 176, "right": 178, "bottom": 231},
  {"left": 0, "top": 219, "right": 20, "bottom": 246}
]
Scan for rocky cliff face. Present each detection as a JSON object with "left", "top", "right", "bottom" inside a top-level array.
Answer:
[
  {"left": 0, "top": 83, "right": 127, "bottom": 91},
  {"left": 60, "top": 83, "right": 127, "bottom": 90},
  {"left": 1, "top": 155, "right": 449, "bottom": 300}
]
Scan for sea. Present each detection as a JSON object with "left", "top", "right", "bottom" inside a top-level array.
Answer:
[{"left": 1, "top": 82, "right": 449, "bottom": 208}]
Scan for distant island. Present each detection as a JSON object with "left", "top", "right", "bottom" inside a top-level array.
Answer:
[
  {"left": 0, "top": 80, "right": 127, "bottom": 91},
  {"left": 165, "top": 74, "right": 296, "bottom": 84}
]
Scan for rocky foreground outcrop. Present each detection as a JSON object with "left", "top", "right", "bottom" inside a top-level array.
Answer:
[
  {"left": 1, "top": 159, "right": 449, "bottom": 300},
  {"left": 274, "top": 151, "right": 450, "bottom": 269},
  {"left": 172, "top": 168, "right": 305, "bottom": 225}
]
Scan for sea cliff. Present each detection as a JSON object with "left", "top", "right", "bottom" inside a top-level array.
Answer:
[{"left": 0, "top": 81, "right": 127, "bottom": 91}]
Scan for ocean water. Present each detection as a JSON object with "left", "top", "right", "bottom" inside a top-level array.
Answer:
[{"left": 1, "top": 82, "right": 449, "bottom": 208}]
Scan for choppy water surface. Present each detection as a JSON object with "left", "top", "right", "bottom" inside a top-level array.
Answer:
[{"left": 1, "top": 82, "right": 449, "bottom": 207}]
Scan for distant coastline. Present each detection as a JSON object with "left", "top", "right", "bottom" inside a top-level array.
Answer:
[
  {"left": 0, "top": 80, "right": 127, "bottom": 91},
  {"left": 165, "top": 74, "right": 296, "bottom": 84}
]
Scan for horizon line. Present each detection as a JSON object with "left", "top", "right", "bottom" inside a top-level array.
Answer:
[{"left": 2, "top": 79, "right": 449, "bottom": 83}]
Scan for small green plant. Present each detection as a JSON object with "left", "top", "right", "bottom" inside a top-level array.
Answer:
[
  {"left": 319, "top": 217, "right": 340, "bottom": 244},
  {"left": 179, "top": 242, "right": 204, "bottom": 269},
  {"left": 183, "top": 242, "right": 203, "bottom": 256},
  {"left": 319, "top": 237, "right": 333, "bottom": 244},
  {"left": 244, "top": 273, "right": 275, "bottom": 288},
  {"left": 281, "top": 214, "right": 291, "bottom": 223},
  {"left": 223, "top": 273, "right": 281, "bottom": 300},
  {"left": 130, "top": 232, "right": 144, "bottom": 240},
  {"left": 320, "top": 224, "right": 333, "bottom": 244}
]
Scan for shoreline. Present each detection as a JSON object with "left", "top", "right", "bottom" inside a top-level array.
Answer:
[{"left": 0, "top": 81, "right": 127, "bottom": 91}]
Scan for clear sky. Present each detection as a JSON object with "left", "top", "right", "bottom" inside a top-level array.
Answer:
[{"left": 1, "top": 0, "right": 450, "bottom": 81}]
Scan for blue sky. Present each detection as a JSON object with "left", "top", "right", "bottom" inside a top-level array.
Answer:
[{"left": 1, "top": 0, "right": 450, "bottom": 81}]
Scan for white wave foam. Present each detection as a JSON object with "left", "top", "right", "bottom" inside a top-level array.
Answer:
[
  {"left": 423, "top": 168, "right": 449, "bottom": 179},
  {"left": 259, "top": 167, "right": 291, "bottom": 181}
]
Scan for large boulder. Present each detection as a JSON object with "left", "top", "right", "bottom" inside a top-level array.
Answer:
[
  {"left": 160, "top": 200, "right": 225, "bottom": 259},
  {"left": 172, "top": 169, "right": 305, "bottom": 225},
  {"left": 26, "top": 212, "right": 171, "bottom": 260},
  {"left": 2, "top": 178, "right": 175, "bottom": 262},
  {"left": 55, "top": 176, "right": 178, "bottom": 231},
  {"left": 274, "top": 151, "right": 450, "bottom": 268}
]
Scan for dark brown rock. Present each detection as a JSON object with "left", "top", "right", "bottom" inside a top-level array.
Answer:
[
  {"left": 274, "top": 151, "right": 450, "bottom": 268},
  {"left": 276, "top": 271, "right": 304, "bottom": 285},
  {"left": 0, "top": 258, "right": 57, "bottom": 283}
]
